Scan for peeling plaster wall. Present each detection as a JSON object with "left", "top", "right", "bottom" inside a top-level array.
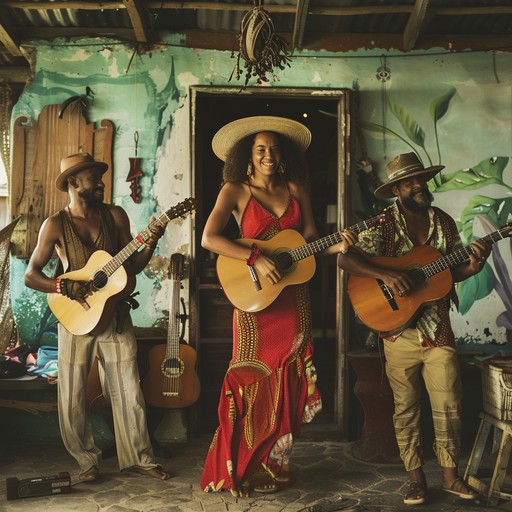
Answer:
[{"left": 10, "top": 36, "right": 512, "bottom": 352}]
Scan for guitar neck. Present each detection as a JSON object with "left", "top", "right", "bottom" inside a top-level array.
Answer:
[
  {"left": 165, "top": 280, "right": 181, "bottom": 360},
  {"left": 100, "top": 208, "right": 176, "bottom": 278},
  {"left": 290, "top": 215, "right": 384, "bottom": 262},
  {"left": 418, "top": 229, "right": 506, "bottom": 279}
]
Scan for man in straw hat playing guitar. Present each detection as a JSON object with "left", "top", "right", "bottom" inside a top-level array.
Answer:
[
  {"left": 24, "top": 152, "right": 170, "bottom": 482},
  {"left": 338, "top": 152, "right": 490, "bottom": 505}
]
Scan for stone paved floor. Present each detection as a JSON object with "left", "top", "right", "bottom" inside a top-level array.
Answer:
[{"left": 2, "top": 434, "right": 512, "bottom": 512}]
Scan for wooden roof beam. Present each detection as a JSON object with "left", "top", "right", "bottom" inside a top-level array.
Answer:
[
  {"left": 0, "top": 11, "right": 22, "bottom": 57},
  {"left": 4, "top": 1, "right": 512, "bottom": 16},
  {"left": 404, "top": 0, "right": 431, "bottom": 51},
  {"left": 0, "top": 26, "right": 22, "bottom": 57},
  {"left": 292, "top": 0, "right": 310, "bottom": 51},
  {"left": 0, "top": 66, "right": 30, "bottom": 82},
  {"left": 122, "top": 0, "right": 149, "bottom": 43}
]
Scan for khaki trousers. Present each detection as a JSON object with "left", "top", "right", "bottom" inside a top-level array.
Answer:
[
  {"left": 383, "top": 328, "right": 463, "bottom": 471},
  {"left": 57, "top": 317, "right": 157, "bottom": 473}
]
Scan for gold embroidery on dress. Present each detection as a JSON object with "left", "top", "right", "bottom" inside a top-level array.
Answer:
[
  {"left": 228, "top": 360, "right": 271, "bottom": 377},
  {"left": 244, "top": 381, "right": 259, "bottom": 449},
  {"left": 208, "top": 428, "right": 219, "bottom": 452},
  {"left": 226, "top": 390, "right": 236, "bottom": 425},
  {"left": 235, "top": 309, "right": 258, "bottom": 362}
]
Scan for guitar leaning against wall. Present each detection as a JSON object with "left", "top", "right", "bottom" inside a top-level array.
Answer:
[
  {"left": 141, "top": 253, "right": 200, "bottom": 409},
  {"left": 347, "top": 223, "right": 512, "bottom": 336}
]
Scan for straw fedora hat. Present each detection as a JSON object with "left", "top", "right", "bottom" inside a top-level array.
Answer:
[
  {"left": 212, "top": 116, "right": 312, "bottom": 161},
  {"left": 56, "top": 152, "right": 108, "bottom": 191},
  {"left": 374, "top": 152, "right": 444, "bottom": 199}
]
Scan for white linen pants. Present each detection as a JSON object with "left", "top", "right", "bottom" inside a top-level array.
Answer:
[{"left": 57, "top": 317, "right": 157, "bottom": 473}]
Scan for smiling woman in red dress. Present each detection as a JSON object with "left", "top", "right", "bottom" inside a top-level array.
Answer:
[{"left": 199, "top": 116, "right": 356, "bottom": 496}]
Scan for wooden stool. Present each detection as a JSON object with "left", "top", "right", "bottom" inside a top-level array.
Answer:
[{"left": 464, "top": 411, "right": 512, "bottom": 505}]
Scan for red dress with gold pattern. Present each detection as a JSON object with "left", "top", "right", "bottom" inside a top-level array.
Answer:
[{"left": 200, "top": 193, "right": 321, "bottom": 496}]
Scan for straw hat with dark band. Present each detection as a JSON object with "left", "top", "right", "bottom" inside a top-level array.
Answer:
[
  {"left": 212, "top": 116, "right": 312, "bottom": 162},
  {"left": 374, "top": 152, "right": 444, "bottom": 199},
  {"left": 56, "top": 152, "right": 108, "bottom": 191}
]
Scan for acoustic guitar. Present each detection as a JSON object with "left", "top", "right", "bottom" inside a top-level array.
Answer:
[
  {"left": 47, "top": 198, "right": 197, "bottom": 336},
  {"left": 216, "top": 213, "right": 388, "bottom": 312},
  {"left": 347, "top": 223, "right": 512, "bottom": 336},
  {"left": 141, "top": 253, "right": 200, "bottom": 408}
]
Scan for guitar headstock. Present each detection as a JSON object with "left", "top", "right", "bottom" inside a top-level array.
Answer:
[
  {"left": 168, "top": 253, "right": 185, "bottom": 281},
  {"left": 365, "top": 210, "right": 390, "bottom": 231},
  {"left": 500, "top": 223, "right": 512, "bottom": 238},
  {"left": 164, "top": 197, "right": 197, "bottom": 222}
]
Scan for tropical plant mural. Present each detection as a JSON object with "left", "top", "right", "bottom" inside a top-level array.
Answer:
[{"left": 362, "top": 89, "right": 512, "bottom": 345}]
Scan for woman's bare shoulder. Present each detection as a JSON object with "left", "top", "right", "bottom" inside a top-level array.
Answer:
[
  {"left": 286, "top": 180, "right": 306, "bottom": 197},
  {"left": 221, "top": 181, "right": 246, "bottom": 194}
]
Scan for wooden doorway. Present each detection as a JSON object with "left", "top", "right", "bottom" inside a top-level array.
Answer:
[{"left": 190, "top": 86, "right": 352, "bottom": 437}]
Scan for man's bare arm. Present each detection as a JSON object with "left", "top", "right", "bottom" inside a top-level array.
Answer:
[{"left": 24, "top": 216, "right": 62, "bottom": 293}]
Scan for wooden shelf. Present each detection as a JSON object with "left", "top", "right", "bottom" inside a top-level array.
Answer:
[
  {"left": 199, "top": 338, "right": 232, "bottom": 345},
  {"left": 198, "top": 283, "right": 222, "bottom": 290}
]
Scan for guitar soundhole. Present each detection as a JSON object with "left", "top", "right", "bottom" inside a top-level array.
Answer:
[
  {"left": 409, "top": 269, "right": 427, "bottom": 290},
  {"left": 93, "top": 270, "right": 108, "bottom": 289},
  {"left": 161, "top": 357, "right": 183, "bottom": 379},
  {"left": 275, "top": 250, "right": 295, "bottom": 274}
]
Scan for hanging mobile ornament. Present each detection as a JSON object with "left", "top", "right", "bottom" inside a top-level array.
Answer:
[
  {"left": 230, "top": 0, "right": 292, "bottom": 90},
  {"left": 376, "top": 55, "right": 391, "bottom": 160},
  {"left": 127, "top": 131, "right": 143, "bottom": 203}
]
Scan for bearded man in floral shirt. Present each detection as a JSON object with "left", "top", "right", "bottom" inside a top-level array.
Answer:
[{"left": 338, "top": 152, "right": 490, "bottom": 506}]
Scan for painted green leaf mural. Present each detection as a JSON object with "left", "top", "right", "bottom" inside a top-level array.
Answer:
[
  {"left": 457, "top": 263, "right": 496, "bottom": 315},
  {"left": 386, "top": 97, "right": 426, "bottom": 150},
  {"left": 429, "top": 88, "right": 456, "bottom": 167},
  {"left": 360, "top": 121, "right": 419, "bottom": 153},
  {"left": 437, "top": 157, "right": 509, "bottom": 192},
  {"left": 429, "top": 87, "right": 457, "bottom": 124},
  {"left": 459, "top": 195, "right": 512, "bottom": 242}
]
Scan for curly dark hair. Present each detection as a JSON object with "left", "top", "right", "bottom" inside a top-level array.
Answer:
[{"left": 221, "top": 132, "right": 310, "bottom": 189}]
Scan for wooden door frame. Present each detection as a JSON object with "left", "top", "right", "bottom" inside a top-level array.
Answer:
[{"left": 190, "top": 85, "right": 352, "bottom": 437}]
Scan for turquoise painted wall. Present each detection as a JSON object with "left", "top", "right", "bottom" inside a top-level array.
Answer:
[{"left": 10, "top": 36, "right": 512, "bottom": 353}]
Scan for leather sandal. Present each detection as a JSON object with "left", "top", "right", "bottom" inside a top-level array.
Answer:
[
  {"left": 79, "top": 466, "right": 99, "bottom": 482},
  {"left": 254, "top": 482, "right": 278, "bottom": 494},
  {"left": 404, "top": 480, "right": 428, "bottom": 505},
  {"left": 442, "top": 477, "right": 479, "bottom": 499}
]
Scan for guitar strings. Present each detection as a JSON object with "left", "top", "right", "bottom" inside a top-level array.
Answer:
[
  {"left": 290, "top": 213, "right": 387, "bottom": 261},
  {"left": 421, "top": 229, "right": 504, "bottom": 279},
  {"left": 165, "top": 279, "right": 181, "bottom": 396}
]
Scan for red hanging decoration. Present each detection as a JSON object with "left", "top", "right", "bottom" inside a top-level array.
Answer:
[{"left": 127, "top": 131, "right": 143, "bottom": 203}]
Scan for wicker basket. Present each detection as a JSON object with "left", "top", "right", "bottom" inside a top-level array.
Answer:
[{"left": 481, "top": 361, "right": 512, "bottom": 421}]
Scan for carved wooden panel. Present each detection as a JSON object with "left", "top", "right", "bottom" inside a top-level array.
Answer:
[{"left": 10, "top": 102, "right": 114, "bottom": 258}]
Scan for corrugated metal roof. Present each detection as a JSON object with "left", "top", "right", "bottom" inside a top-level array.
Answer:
[{"left": 1, "top": 0, "right": 512, "bottom": 84}]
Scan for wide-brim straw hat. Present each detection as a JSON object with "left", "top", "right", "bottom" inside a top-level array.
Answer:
[
  {"left": 374, "top": 152, "right": 444, "bottom": 199},
  {"left": 212, "top": 116, "right": 312, "bottom": 161},
  {"left": 56, "top": 152, "right": 108, "bottom": 191}
]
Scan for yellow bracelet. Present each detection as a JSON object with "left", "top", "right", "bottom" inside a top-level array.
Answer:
[{"left": 143, "top": 240, "right": 156, "bottom": 250}]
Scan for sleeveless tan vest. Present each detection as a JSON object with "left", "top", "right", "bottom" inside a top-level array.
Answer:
[{"left": 59, "top": 205, "right": 117, "bottom": 272}]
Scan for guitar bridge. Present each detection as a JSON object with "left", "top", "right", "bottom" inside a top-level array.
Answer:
[
  {"left": 376, "top": 279, "right": 399, "bottom": 311},
  {"left": 162, "top": 392, "right": 179, "bottom": 397}
]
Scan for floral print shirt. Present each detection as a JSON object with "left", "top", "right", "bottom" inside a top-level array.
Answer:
[{"left": 356, "top": 201, "right": 462, "bottom": 348}]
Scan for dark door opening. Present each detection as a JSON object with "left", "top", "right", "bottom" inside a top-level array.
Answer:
[{"left": 191, "top": 87, "right": 351, "bottom": 435}]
